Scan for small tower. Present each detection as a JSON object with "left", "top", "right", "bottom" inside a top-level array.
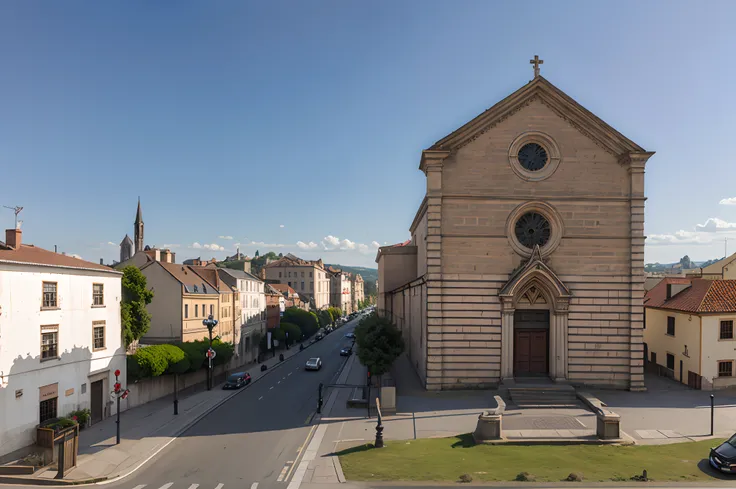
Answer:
[
  {"left": 120, "top": 234, "right": 134, "bottom": 262},
  {"left": 134, "top": 197, "right": 144, "bottom": 253}
]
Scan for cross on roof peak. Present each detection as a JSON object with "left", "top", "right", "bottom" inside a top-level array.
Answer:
[{"left": 530, "top": 55, "right": 543, "bottom": 78}]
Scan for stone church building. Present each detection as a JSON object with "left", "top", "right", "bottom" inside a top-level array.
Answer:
[{"left": 377, "top": 62, "right": 653, "bottom": 391}]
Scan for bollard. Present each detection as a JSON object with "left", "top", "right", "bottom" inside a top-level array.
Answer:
[
  {"left": 317, "top": 383, "right": 324, "bottom": 414},
  {"left": 174, "top": 373, "right": 179, "bottom": 415},
  {"left": 279, "top": 353, "right": 284, "bottom": 362},
  {"left": 375, "top": 408, "right": 384, "bottom": 448},
  {"left": 711, "top": 394, "right": 715, "bottom": 436}
]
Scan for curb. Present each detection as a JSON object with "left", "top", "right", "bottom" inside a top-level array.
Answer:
[{"left": 0, "top": 338, "right": 325, "bottom": 487}]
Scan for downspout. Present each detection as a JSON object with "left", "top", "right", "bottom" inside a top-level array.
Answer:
[{"left": 699, "top": 315, "right": 703, "bottom": 383}]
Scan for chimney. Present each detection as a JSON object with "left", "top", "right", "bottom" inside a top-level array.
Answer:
[
  {"left": 5, "top": 229, "right": 21, "bottom": 249},
  {"left": 100, "top": 258, "right": 104, "bottom": 265},
  {"left": 243, "top": 260, "right": 252, "bottom": 274}
]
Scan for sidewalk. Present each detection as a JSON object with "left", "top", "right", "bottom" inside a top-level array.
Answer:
[{"left": 2, "top": 344, "right": 313, "bottom": 485}]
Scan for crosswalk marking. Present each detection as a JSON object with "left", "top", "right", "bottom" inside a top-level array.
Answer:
[
  {"left": 132, "top": 485, "right": 146, "bottom": 489},
  {"left": 159, "top": 484, "right": 174, "bottom": 489},
  {"left": 214, "top": 484, "right": 224, "bottom": 489},
  {"left": 276, "top": 465, "right": 289, "bottom": 482},
  {"left": 127, "top": 483, "right": 226, "bottom": 489},
  {"left": 187, "top": 485, "right": 199, "bottom": 489}
]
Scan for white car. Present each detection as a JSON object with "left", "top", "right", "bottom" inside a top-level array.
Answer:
[{"left": 305, "top": 357, "right": 322, "bottom": 371}]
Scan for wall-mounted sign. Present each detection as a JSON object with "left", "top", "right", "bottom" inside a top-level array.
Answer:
[
  {"left": 65, "top": 388, "right": 74, "bottom": 397},
  {"left": 39, "top": 383, "right": 58, "bottom": 401},
  {"left": 15, "top": 389, "right": 23, "bottom": 398}
]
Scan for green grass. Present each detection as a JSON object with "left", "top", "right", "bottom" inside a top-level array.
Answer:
[{"left": 337, "top": 435, "right": 725, "bottom": 482}]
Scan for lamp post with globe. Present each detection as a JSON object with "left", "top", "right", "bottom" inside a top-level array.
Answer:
[{"left": 203, "top": 314, "right": 219, "bottom": 390}]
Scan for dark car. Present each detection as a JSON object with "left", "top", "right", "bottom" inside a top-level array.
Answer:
[
  {"left": 222, "top": 372, "right": 251, "bottom": 390},
  {"left": 345, "top": 332, "right": 355, "bottom": 339},
  {"left": 340, "top": 347, "right": 352, "bottom": 356},
  {"left": 710, "top": 434, "right": 736, "bottom": 473},
  {"left": 315, "top": 332, "right": 324, "bottom": 341}
]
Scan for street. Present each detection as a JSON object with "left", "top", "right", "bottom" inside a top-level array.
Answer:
[{"left": 97, "top": 319, "right": 358, "bottom": 489}]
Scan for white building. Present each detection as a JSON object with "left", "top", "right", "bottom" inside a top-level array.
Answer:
[
  {"left": 219, "top": 267, "right": 266, "bottom": 362},
  {"left": 0, "top": 228, "right": 125, "bottom": 460}
]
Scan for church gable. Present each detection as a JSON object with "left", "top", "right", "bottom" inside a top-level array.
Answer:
[{"left": 428, "top": 76, "right": 644, "bottom": 156}]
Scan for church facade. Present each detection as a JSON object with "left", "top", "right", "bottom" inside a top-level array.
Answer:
[{"left": 377, "top": 66, "right": 653, "bottom": 391}]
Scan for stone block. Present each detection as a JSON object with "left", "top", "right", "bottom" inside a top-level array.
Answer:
[
  {"left": 473, "top": 411, "right": 503, "bottom": 443},
  {"left": 596, "top": 412, "right": 621, "bottom": 440}
]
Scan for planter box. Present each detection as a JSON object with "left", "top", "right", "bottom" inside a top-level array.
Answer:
[{"left": 36, "top": 424, "right": 78, "bottom": 470}]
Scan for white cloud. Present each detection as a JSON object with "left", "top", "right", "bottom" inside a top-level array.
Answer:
[
  {"left": 297, "top": 241, "right": 319, "bottom": 250},
  {"left": 218, "top": 235, "right": 234, "bottom": 240},
  {"left": 191, "top": 242, "right": 203, "bottom": 249},
  {"left": 371, "top": 241, "right": 380, "bottom": 249},
  {"left": 647, "top": 230, "right": 713, "bottom": 246},
  {"left": 720, "top": 197, "right": 736, "bottom": 205},
  {"left": 322, "top": 235, "right": 340, "bottom": 248},
  {"left": 107, "top": 241, "right": 116, "bottom": 246},
  {"left": 162, "top": 244, "right": 180, "bottom": 248},
  {"left": 69, "top": 253, "right": 83, "bottom": 259},
  {"left": 203, "top": 243, "right": 225, "bottom": 251},
  {"left": 340, "top": 239, "right": 356, "bottom": 250},
  {"left": 695, "top": 218, "right": 736, "bottom": 233},
  {"left": 279, "top": 224, "right": 285, "bottom": 228}
]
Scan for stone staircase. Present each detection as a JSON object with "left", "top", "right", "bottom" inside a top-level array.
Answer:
[{"left": 507, "top": 384, "right": 579, "bottom": 408}]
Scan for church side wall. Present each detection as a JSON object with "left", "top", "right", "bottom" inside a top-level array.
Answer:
[{"left": 384, "top": 281, "right": 427, "bottom": 387}]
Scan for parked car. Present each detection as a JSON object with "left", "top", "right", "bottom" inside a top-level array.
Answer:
[
  {"left": 340, "top": 346, "right": 352, "bottom": 356},
  {"left": 305, "top": 357, "right": 322, "bottom": 371},
  {"left": 710, "top": 434, "right": 736, "bottom": 473},
  {"left": 222, "top": 372, "right": 251, "bottom": 390},
  {"left": 315, "top": 332, "right": 324, "bottom": 341},
  {"left": 345, "top": 332, "right": 355, "bottom": 339}
]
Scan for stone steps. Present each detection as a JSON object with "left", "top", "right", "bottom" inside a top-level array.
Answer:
[{"left": 508, "top": 384, "right": 578, "bottom": 408}]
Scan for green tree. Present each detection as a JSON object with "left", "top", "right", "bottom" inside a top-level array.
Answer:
[
  {"left": 121, "top": 266, "right": 154, "bottom": 347},
  {"left": 354, "top": 312, "right": 405, "bottom": 377},
  {"left": 318, "top": 310, "right": 332, "bottom": 328},
  {"left": 279, "top": 322, "right": 302, "bottom": 344},
  {"left": 255, "top": 250, "right": 260, "bottom": 257},
  {"left": 129, "top": 344, "right": 187, "bottom": 379},
  {"left": 327, "top": 307, "right": 342, "bottom": 320},
  {"left": 283, "top": 307, "right": 319, "bottom": 338}
]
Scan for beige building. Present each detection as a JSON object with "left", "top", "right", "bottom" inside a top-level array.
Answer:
[
  {"left": 329, "top": 267, "right": 353, "bottom": 314},
  {"left": 644, "top": 277, "right": 736, "bottom": 390},
  {"left": 139, "top": 261, "right": 227, "bottom": 344},
  {"left": 264, "top": 253, "right": 330, "bottom": 309},
  {"left": 351, "top": 273, "right": 364, "bottom": 309},
  {"left": 377, "top": 65, "right": 653, "bottom": 391},
  {"left": 687, "top": 252, "right": 736, "bottom": 280},
  {"left": 189, "top": 266, "right": 237, "bottom": 345}
]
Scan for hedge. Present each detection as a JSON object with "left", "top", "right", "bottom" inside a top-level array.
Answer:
[
  {"left": 283, "top": 308, "right": 319, "bottom": 338},
  {"left": 280, "top": 322, "right": 302, "bottom": 343},
  {"left": 128, "top": 340, "right": 233, "bottom": 381}
]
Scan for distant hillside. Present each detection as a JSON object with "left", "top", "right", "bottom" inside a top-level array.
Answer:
[{"left": 326, "top": 264, "right": 377, "bottom": 283}]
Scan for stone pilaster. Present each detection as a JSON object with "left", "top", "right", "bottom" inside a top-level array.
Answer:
[
  {"left": 421, "top": 150, "right": 450, "bottom": 390},
  {"left": 552, "top": 311, "right": 569, "bottom": 382},
  {"left": 621, "top": 152, "right": 654, "bottom": 392},
  {"left": 500, "top": 297, "right": 515, "bottom": 382}
]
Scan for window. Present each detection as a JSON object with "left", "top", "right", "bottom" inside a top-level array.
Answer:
[
  {"left": 185, "top": 304, "right": 189, "bottom": 318},
  {"left": 288, "top": 281, "right": 292, "bottom": 287},
  {"left": 301, "top": 272, "right": 305, "bottom": 278},
  {"left": 41, "top": 326, "right": 58, "bottom": 360},
  {"left": 666, "top": 353, "right": 675, "bottom": 371},
  {"left": 210, "top": 304, "right": 214, "bottom": 316},
  {"left": 310, "top": 272, "right": 313, "bottom": 278},
  {"left": 288, "top": 272, "right": 291, "bottom": 278},
  {"left": 310, "top": 283, "right": 313, "bottom": 291},
  {"left": 301, "top": 281, "right": 305, "bottom": 290},
  {"left": 93, "top": 283, "right": 104, "bottom": 306},
  {"left": 719, "top": 361, "right": 733, "bottom": 377},
  {"left": 39, "top": 397, "right": 57, "bottom": 423},
  {"left": 93, "top": 321, "right": 105, "bottom": 350},
  {"left": 42, "top": 282, "right": 58, "bottom": 308},
  {"left": 195, "top": 304, "right": 199, "bottom": 317},
  {"left": 666, "top": 316, "right": 675, "bottom": 336},
  {"left": 721, "top": 321, "right": 734, "bottom": 340},
  {"left": 279, "top": 272, "right": 282, "bottom": 278},
  {"left": 202, "top": 303, "right": 206, "bottom": 317}
]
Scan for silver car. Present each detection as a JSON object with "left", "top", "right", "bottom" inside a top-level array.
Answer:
[{"left": 305, "top": 357, "right": 322, "bottom": 371}]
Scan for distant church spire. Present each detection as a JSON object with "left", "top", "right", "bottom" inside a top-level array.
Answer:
[{"left": 134, "top": 197, "right": 144, "bottom": 253}]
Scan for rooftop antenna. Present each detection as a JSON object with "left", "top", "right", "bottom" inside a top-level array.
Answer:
[{"left": 2, "top": 206, "right": 23, "bottom": 229}]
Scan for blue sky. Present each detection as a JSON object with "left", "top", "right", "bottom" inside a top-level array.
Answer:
[{"left": 1, "top": 1, "right": 736, "bottom": 268}]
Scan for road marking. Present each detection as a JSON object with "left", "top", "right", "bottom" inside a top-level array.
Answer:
[
  {"left": 285, "top": 425, "right": 316, "bottom": 482},
  {"left": 278, "top": 381, "right": 281, "bottom": 384},
  {"left": 258, "top": 396, "right": 263, "bottom": 400},
  {"left": 158, "top": 484, "right": 174, "bottom": 489},
  {"left": 288, "top": 372, "right": 292, "bottom": 377},
  {"left": 276, "top": 465, "right": 289, "bottom": 482},
  {"left": 214, "top": 484, "right": 224, "bottom": 489},
  {"left": 132, "top": 485, "right": 146, "bottom": 489},
  {"left": 269, "top": 386, "right": 274, "bottom": 390},
  {"left": 287, "top": 424, "right": 328, "bottom": 489},
  {"left": 304, "top": 411, "right": 315, "bottom": 425},
  {"left": 187, "top": 484, "right": 199, "bottom": 489},
  {"left": 250, "top": 483, "right": 258, "bottom": 489}
]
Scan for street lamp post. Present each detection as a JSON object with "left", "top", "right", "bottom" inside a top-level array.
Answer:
[{"left": 203, "top": 314, "right": 218, "bottom": 391}]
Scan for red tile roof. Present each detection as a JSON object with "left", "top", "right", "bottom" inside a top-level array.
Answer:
[
  {"left": 645, "top": 277, "right": 736, "bottom": 313},
  {"left": 0, "top": 243, "right": 119, "bottom": 273}
]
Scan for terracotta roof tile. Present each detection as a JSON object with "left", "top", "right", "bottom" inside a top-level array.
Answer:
[
  {"left": 645, "top": 277, "right": 736, "bottom": 313},
  {"left": 0, "top": 243, "right": 119, "bottom": 274}
]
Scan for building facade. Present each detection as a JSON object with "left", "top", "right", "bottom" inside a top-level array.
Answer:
[
  {"left": 351, "top": 273, "right": 364, "bottom": 309},
  {"left": 329, "top": 268, "right": 353, "bottom": 314},
  {"left": 219, "top": 268, "right": 266, "bottom": 363},
  {"left": 0, "top": 229, "right": 125, "bottom": 459},
  {"left": 644, "top": 278, "right": 736, "bottom": 390},
  {"left": 264, "top": 254, "right": 330, "bottom": 309},
  {"left": 377, "top": 69, "right": 653, "bottom": 391}
]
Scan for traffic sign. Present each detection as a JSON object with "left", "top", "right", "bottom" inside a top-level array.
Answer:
[{"left": 207, "top": 348, "right": 217, "bottom": 359}]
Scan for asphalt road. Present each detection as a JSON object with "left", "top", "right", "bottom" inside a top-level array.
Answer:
[{"left": 100, "top": 318, "right": 360, "bottom": 489}]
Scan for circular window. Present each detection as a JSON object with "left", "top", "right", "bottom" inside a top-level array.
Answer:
[
  {"left": 514, "top": 212, "right": 551, "bottom": 248},
  {"left": 508, "top": 132, "right": 561, "bottom": 182},
  {"left": 518, "top": 143, "right": 548, "bottom": 171}
]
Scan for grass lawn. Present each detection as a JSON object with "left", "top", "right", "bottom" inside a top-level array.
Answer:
[{"left": 337, "top": 435, "right": 726, "bottom": 482}]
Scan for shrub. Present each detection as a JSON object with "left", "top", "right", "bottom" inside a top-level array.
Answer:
[
  {"left": 515, "top": 472, "right": 535, "bottom": 482},
  {"left": 68, "top": 409, "right": 91, "bottom": 426},
  {"left": 132, "top": 345, "right": 169, "bottom": 377},
  {"left": 177, "top": 341, "right": 207, "bottom": 372},
  {"left": 318, "top": 310, "right": 332, "bottom": 328},
  {"left": 566, "top": 473, "right": 583, "bottom": 482},
  {"left": 210, "top": 339, "right": 234, "bottom": 366}
]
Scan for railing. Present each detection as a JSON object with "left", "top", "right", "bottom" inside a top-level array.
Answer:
[{"left": 376, "top": 309, "right": 405, "bottom": 331}]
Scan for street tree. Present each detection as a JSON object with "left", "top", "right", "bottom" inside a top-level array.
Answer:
[
  {"left": 354, "top": 313, "right": 405, "bottom": 377},
  {"left": 121, "top": 266, "right": 154, "bottom": 347}
]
